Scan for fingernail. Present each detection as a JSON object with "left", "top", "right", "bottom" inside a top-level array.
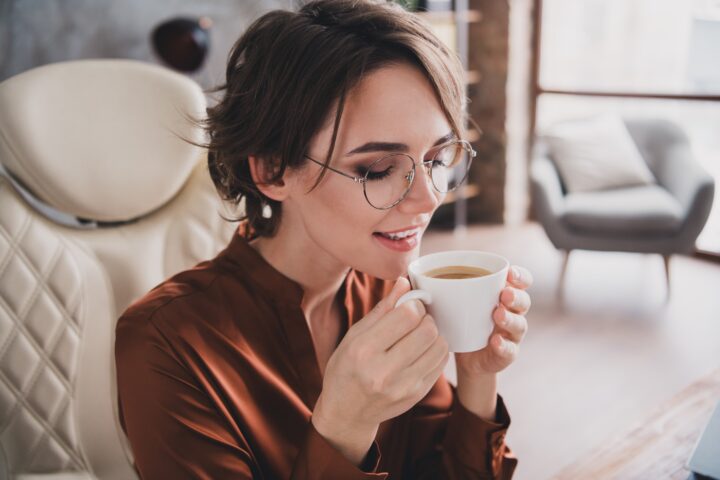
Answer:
[
  {"left": 506, "top": 289, "right": 515, "bottom": 306},
  {"left": 512, "top": 292, "right": 521, "bottom": 309},
  {"left": 499, "top": 308, "right": 508, "bottom": 326},
  {"left": 511, "top": 266, "right": 521, "bottom": 282}
]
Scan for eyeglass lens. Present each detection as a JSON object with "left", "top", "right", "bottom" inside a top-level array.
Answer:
[{"left": 363, "top": 143, "right": 471, "bottom": 209}]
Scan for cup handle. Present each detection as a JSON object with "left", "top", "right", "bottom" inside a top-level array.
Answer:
[{"left": 395, "top": 289, "right": 433, "bottom": 308}]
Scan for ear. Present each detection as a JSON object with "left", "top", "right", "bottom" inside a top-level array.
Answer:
[{"left": 248, "top": 155, "right": 292, "bottom": 202}]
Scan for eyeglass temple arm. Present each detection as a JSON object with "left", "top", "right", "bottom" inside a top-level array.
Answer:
[{"left": 303, "top": 155, "right": 365, "bottom": 183}]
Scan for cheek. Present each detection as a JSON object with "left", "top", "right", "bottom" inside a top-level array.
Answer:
[
  {"left": 323, "top": 182, "right": 385, "bottom": 231},
  {"left": 294, "top": 181, "right": 418, "bottom": 279},
  {"left": 308, "top": 180, "right": 384, "bottom": 234}
]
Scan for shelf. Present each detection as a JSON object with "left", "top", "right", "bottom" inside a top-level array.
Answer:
[
  {"left": 466, "top": 69, "right": 482, "bottom": 85},
  {"left": 430, "top": 183, "right": 482, "bottom": 229},
  {"left": 440, "top": 184, "right": 481, "bottom": 205},
  {"left": 416, "top": 10, "right": 483, "bottom": 24},
  {"left": 415, "top": 6, "right": 483, "bottom": 230},
  {"left": 466, "top": 129, "right": 481, "bottom": 143}
]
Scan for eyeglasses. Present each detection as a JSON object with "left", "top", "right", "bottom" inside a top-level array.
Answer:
[{"left": 303, "top": 139, "right": 477, "bottom": 210}]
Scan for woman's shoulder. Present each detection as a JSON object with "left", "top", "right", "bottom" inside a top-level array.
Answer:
[{"left": 116, "top": 257, "right": 253, "bottom": 346}]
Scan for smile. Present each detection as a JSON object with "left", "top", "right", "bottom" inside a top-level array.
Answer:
[
  {"left": 372, "top": 226, "right": 422, "bottom": 252},
  {"left": 375, "top": 227, "right": 421, "bottom": 240}
]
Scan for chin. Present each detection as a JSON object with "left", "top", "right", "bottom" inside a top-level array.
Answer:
[
  {"left": 365, "top": 250, "right": 421, "bottom": 281},
  {"left": 350, "top": 232, "right": 425, "bottom": 280}
]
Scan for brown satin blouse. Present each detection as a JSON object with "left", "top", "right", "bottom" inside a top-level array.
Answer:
[{"left": 115, "top": 223, "right": 518, "bottom": 479}]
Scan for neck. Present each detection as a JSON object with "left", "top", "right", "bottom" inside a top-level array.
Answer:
[{"left": 249, "top": 221, "right": 350, "bottom": 321}]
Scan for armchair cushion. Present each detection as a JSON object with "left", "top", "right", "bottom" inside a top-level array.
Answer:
[
  {"left": 543, "top": 114, "right": 656, "bottom": 193},
  {"left": 561, "top": 184, "right": 684, "bottom": 235}
]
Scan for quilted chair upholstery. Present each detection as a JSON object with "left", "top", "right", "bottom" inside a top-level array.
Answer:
[
  {"left": 530, "top": 118, "right": 715, "bottom": 293},
  {"left": 0, "top": 60, "right": 237, "bottom": 479}
]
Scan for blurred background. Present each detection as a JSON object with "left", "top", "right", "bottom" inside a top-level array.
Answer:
[{"left": 1, "top": 1, "right": 718, "bottom": 479}]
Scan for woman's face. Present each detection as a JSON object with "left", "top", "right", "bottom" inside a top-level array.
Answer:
[{"left": 282, "top": 62, "right": 452, "bottom": 280}]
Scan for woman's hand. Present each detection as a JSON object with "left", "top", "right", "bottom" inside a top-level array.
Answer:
[
  {"left": 312, "top": 277, "right": 448, "bottom": 465},
  {"left": 455, "top": 265, "right": 532, "bottom": 377}
]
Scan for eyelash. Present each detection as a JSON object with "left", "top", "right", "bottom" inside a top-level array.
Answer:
[
  {"left": 351, "top": 139, "right": 456, "bottom": 178},
  {"left": 356, "top": 158, "right": 445, "bottom": 181},
  {"left": 363, "top": 166, "right": 393, "bottom": 181}
]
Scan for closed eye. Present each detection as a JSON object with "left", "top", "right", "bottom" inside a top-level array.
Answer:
[{"left": 359, "top": 165, "right": 394, "bottom": 181}]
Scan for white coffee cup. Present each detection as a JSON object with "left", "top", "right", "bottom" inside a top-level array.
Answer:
[{"left": 395, "top": 250, "right": 509, "bottom": 353}]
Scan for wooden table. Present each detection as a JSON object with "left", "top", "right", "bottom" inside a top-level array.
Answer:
[{"left": 553, "top": 368, "right": 720, "bottom": 480}]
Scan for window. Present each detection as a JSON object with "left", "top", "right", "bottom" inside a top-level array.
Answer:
[
  {"left": 533, "top": 0, "right": 720, "bottom": 255},
  {"left": 540, "top": 0, "right": 720, "bottom": 95}
]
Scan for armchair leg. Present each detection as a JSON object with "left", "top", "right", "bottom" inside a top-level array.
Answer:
[
  {"left": 558, "top": 249, "right": 571, "bottom": 294},
  {"left": 663, "top": 254, "right": 671, "bottom": 296}
]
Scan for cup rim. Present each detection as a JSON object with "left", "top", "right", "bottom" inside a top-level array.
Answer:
[{"left": 409, "top": 250, "right": 509, "bottom": 281}]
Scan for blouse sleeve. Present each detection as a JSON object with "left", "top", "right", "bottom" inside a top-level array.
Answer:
[
  {"left": 116, "top": 315, "right": 257, "bottom": 479},
  {"left": 290, "top": 420, "right": 388, "bottom": 479},
  {"left": 402, "top": 379, "right": 518, "bottom": 479},
  {"left": 116, "top": 313, "right": 389, "bottom": 480}
]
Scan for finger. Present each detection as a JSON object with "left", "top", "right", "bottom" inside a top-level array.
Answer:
[
  {"left": 493, "top": 306, "right": 528, "bottom": 343},
  {"left": 355, "top": 277, "right": 412, "bottom": 332},
  {"left": 405, "top": 335, "right": 449, "bottom": 388},
  {"left": 388, "top": 342, "right": 448, "bottom": 408},
  {"left": 385, "top": 314, "right": 439, "bottom": 368},
  {"left": 418, "top": 347, "right": 449, "bottom": 393},
  {"left": 500, "top": 287, "right": 531, "bottom": 314},
  {"left": 507, "top": 266, "right": 534, "bottom": 289},
  {"left": 490, "top": 333, "right": 518, "bottom": 364},
  {"left": 369, "top": 300, "right": 426, "bottom": 351}
]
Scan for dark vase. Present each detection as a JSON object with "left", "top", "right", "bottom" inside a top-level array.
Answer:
[{"left": 151, "top": 17, "right": 211, "bottom": 73}]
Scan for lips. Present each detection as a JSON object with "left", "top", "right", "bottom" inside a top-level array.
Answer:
[
  {"left": 374, "top": 227, "right": 420, "bottom": 240},
  {"left": 372, "top": 225, "right": 423, "bottom": 252}
]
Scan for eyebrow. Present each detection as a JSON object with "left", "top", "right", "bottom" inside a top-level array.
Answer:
[{"left": 345, "top": 131, "right": 456, "bottom": 156}]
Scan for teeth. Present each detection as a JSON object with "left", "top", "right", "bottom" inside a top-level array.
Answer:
[{"left": 383, "top": 228, "right": 418, "bottom": 240}]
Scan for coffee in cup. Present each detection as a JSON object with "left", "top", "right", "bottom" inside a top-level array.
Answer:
[{"left": 424, "top": 265, "right": 492, "bottom": 279}]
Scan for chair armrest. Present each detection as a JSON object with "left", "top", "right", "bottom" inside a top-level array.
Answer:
[
  {"left": 530, "top": 155, "right": 565, "bottom": 219},
  {"left": 656, "top": 143, "right": 715, "bottom": 224}
]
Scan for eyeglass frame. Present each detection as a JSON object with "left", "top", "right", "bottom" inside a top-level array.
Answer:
[{"left": 303, "top": 139, "right": 477, "bottom": 210}]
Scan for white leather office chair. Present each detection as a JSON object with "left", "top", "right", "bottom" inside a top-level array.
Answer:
[{"left": 0, "top": 60, "right": 237, "bottom": 479}]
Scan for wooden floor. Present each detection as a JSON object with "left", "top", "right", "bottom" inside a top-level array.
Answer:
[{"left": 422, "top": 222, "right": 720, "bottom": 480}]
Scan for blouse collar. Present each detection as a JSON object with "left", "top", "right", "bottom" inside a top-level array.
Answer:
[{"left": 220, "top": 223, "right": 306, "bottom": 305}]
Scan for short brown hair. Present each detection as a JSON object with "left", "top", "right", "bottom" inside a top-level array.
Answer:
[{"left": 203, "top": 0, "right": 468, "bottom": 238}]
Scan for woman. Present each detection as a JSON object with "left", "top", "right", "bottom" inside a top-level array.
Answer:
[{"left": 116, "top": 1, "right": 532, "bottom": 478}]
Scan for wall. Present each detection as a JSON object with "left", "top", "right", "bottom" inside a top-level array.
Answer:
[{"left": 0, "top": 0, "right": 291, "bottom": 89}]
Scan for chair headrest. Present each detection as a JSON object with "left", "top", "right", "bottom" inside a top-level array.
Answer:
[{"left": 0, "top": 59, "right": 207, "bottom": 222}]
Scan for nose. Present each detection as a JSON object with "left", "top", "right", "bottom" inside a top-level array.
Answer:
[{"left": 397, "top": 162, "right": 443, "bottom": 214}]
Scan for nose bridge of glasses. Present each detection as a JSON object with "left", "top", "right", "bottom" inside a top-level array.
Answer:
[{"left": 408, "top": 157, "right": 436, "bottom": 195}]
